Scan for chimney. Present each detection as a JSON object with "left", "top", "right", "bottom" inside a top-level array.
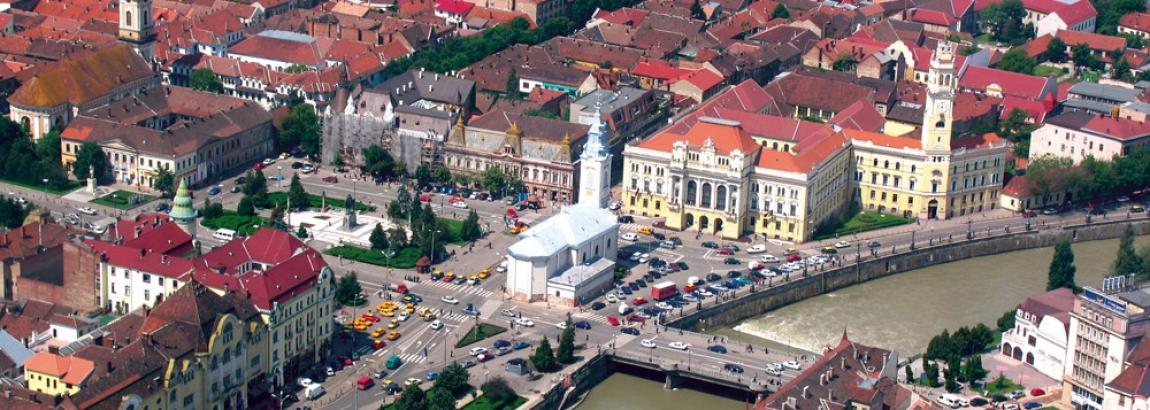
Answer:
[
  {"left": 819, "top": 373, "right": 827, "bottom": 385},
  {"left": 841, "top": 356, "right": 846, "bottom": 370},
  {"left": 802, "top": 386, "right": 810, "bottom": 398}
]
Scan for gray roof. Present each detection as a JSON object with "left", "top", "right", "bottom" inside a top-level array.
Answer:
[
  {"left": 376, "top": 69, "right": 475, "bottom": 107},
  {"left": 1063, "top": 98, "right": 1120, "bottom": 114},
  {"left": 1067, "top": 82, "right": 1139, "bottom": 103},
  {"left": 574, "top": 87, "right": 651, "bottom": 115},
  {"left": 507, "top": 204, "right": 617, "bottom": 259},
  {"left": 548, "top": 258, "right": 615, "bottom": 287},
  {"left": 0, "top": 330, "right": 32, "bottom": 369}
]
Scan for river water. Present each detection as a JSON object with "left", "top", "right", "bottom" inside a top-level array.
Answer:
[{"left": 576, "top": 236, "right": 1148, "bottom": 408}]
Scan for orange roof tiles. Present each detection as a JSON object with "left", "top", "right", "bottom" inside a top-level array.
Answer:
[
  {"left": 8, "top": 45, "right": 153, "bottom": 108},
  {"left": 640, "top": 118, "right": 761, "bottom": 155},
  {"left": 24, "top": 351, "right": 95, "bottom": 385},
  {"left": 843, "top": 128, "right": 923, "bottom": 149}
]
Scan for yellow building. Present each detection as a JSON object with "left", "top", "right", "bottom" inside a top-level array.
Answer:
[
  {"left": 24, "top": 351, "right": 94, "bottom": 395},
  {"left": 850, "top": 41, "right": 1008, "bottom": 220},
  {"left": 620, "top": 42, "right": 1008, "bottom": 242},
  {"left": 622, "top": 117, "right": 853, "bottom": 242}
]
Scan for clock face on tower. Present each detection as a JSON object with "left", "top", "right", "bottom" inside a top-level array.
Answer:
[{"left": 935, "top": 100, "right": 949, "bottom": 114}]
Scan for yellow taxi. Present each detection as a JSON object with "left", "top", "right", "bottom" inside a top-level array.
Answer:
[
  {"left": 372, "top": 327, "right": 386, "bottom": 338},
  {"left": 404, "top": 305, "right": 415, "bottom": 315},
  {"left": 354, "top": 322, "right": 368, "bottom": 332},
  {"left": 387, "top": 331, "right": 401, "bottom": 341},
  {"left": 380, "top": 309, "right": 395, "bottom": 317},
  {"left": 478, "top": 269, "right": 490, "bottom": 279},
  {"left": 388, "top": 319, "right": 400, "bottom": 329}
]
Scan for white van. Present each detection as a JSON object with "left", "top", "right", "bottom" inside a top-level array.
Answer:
[
  {"left": 687, "top": 276, "right": 702, "bottom": 286},
  {"left": 304, "top": 384, "right": 326, "bottom": 400},
  {"left": 213, "top": 228, "right": 236, "bottom": 241},
  {"left": 621, "top": 232, "right": 639, "bottom": 241},
  {"left": 937, "top": 394, "right": 962, "bottom": 408}
]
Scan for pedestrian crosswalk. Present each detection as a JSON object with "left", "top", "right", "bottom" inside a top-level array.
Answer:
[
  {"left": 418, "top": 281, "right": 494, "bottom": 298},
  {"left": 370, "top": 350, "right": 428, "bottom": 364},
  {"left": 439, "top": 312, "right": 477, "bottom": 322},
  {"left": 579, "top": 313, "right": 612, "bottom": 324}
]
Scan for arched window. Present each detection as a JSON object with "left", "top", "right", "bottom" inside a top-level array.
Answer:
[
  {"left": 716, "top": 186, "right": 727, "bottom": 210},
  {"left": 701, "top": 182, "right": 712, "bottom": 208},
  {"left": 126, "top": 11, "right": 134, "bottom": 28}
]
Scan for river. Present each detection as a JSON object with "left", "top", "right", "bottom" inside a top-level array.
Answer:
[{"left": 578, "top": 235, "right": 1148, "bottom": 408}]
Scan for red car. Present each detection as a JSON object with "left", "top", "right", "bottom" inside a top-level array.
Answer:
[
  {"left": 717, "top": 248, "right": 734, "bottom": 255},
  {"left": 339, "top": 356, "right": 353, "bottom": 366},
  {"left": 628, "top": 314, "right": 646, "bottom": 323},
  {"left": 253, "top": 162, "right": 266, "bottom": 170},
  {"left": 786, "top": 254, "right": 802, "bottom": 262},
  {"left": 632, "top": 296, "right": 648, "bottom": 305},
  {"left": 607, "top": 315, "right": 620, "bottom": 326}
]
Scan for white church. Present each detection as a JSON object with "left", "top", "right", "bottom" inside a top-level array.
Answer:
[{"left": 504, "top": 101, "right": 619, "bottom": 306}]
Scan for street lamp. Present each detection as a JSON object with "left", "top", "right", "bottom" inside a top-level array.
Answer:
[
  {"left": 431, "top": 229, "right": 442, "bottom": 263},
  {"left": 41, "top": 178, "right": 48, "bottom": 200}
]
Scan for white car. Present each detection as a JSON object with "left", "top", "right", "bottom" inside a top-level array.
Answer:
[
  {"left": 761, "top": 254, "right": 780, "bottom": 263},
  {"left": 297, "top": 377, "right": 314, "bottom": 387},
  {"left": 629, "top": 251, "right": 642, "bottom": 261},
  {"left": 696, "top": 289, "right": 713, "bottom": 297},
  {"left": 262, "top": 158, "right": 276, "bottom": 165},
  {"left": 668, "top": 341, "right": 690, "bottom": 350},
  {"left": 469, "top": 347, "right": 488, "bottom": 356},
  {"left": 640, "top": 339, "right": 657, "bottom": 348},
  {"left": 430, "top": 320, "right": 444, "bottom": 330},
  {"left": 501, "top": 308, "right": 517, "bottom": 317},
  {"left": 495, "top": 262, "right": 508, "bottom": 273},
  {"left": 609, "top": 201, "right": 622, "bottom": 210},
  {"left": 766, "top": 363, "right": 783, "bottom": 372},
  {"left": 834, "top": 240, "right": 851, "bottom": 249},
  {"left": 451, "top": 201, "right": 468, "bottom": 209},
  {"left": 747, "top": 244, "right": 767, "bottom": 254},
  {"left": 325, "top": 366, "right": 335, "bottom": 376},
  {"left": 405, "top": 378, "right": 423, "bottom": 386},
  {"left": 655, "top": 302, "right": 673, "bottom": 310},
  {"left": 301, "top": 165, "right": 316, "bottom": 174},
  {"left": 397, "top": 313, "right": 410, "bottom": 321},
  {"left": 514, "top": 318, "right": 535, "bottom": 327},
  {"left": 638, "top": 253, "right": 650, "bottom": 263},
  {"left": 781, "top": 360, "right": 802, "bottom": 370},
  {"left": 556, "top": 322, "right": 569, "bottom": 330},
  {"left": 441, "top": 295, "right": 460, "bottom": 304},
  {"left": 622, "top": 232, "right": 639, "bottom": 242},
  {"left": 77, "top": 207, "right": 97, "bottom": 216},
  {"left": 606, "top": 294, "right": 619, "bottom": 303}
]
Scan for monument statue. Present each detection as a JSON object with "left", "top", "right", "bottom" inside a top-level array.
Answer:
[{"left": 343, "top": 194, "right": 357, "bottom": 229}]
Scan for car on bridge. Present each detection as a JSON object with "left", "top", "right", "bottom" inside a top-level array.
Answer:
[
  {"left": 723, "top": 364, "right": 744, "bottom": 373},
  {"left": 668, "top": 341, "right": 689, "bottom": 350},
  {"left": 640, "top": 339, "right": 656, "bottom": 348},
  {"left": 707, "top": 345, "right": 727, "bottom": 353}
]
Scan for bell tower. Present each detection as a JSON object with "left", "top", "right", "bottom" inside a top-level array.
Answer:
[
  {"left": 578, "top": 98, "right": 612, "bottom": 208},
  {"left": 118, "top": 0, "right": 155, "bottom": 61},
  {"left": 922, "top": 41, "right": 956, "bottom": 154}
]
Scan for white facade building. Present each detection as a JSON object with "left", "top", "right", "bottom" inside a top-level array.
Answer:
[
  {"left": 504, "top": 204, "right": 618, "bottom": 306},
  {"left": 578, "top": 99, "right": 613, "bottom": 208},
  {"left": 1000, "top": 288, "right": 1076, "bottom": 382},
  {"left": 1062, "top": 285, "right": 1150, "bottom": 410}
]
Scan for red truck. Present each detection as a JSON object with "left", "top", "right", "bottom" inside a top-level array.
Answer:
[{"left": 651, "top": 281, "right": 679, "bottom": 301}]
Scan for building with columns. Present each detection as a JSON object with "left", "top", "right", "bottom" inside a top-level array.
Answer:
[{"left": 621, "top": 41, "right": 1009, "bottom": 242}]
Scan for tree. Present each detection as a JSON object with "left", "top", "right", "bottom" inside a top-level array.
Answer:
[
  {"left": 243, "top": 170, "right": 270, "bottom": 208},
  {"left": 151, "top": 164, "right": 176, "bottom": 199},
  {"left": 189, "top": 68, "right": 224, "bottom": 93},
  {"left": 1048, "top": 240, "right": 1079, "bottom": 292},
  {"left": 506, "top": 68, "right": 523, "bottom": 100},
  {"left": 1113, "top": 224, "right": 1144, "bottom": 276},
  {"left": 369, "top": 223, "right": 389, "bottom": 250},
  {"left": 1139, "top": 244, "right": 1150, "bottom": 281},
  {"left": 481, "top": 377, "right": 516, "bottom": 406},
  {"left": 434, "top": 362, "right": 470, "bottom": 396},
  {"left": 461, "top": 209, "right": 483, "bottom": 241},
  {"left": 35, "top": 127, "right": 62, "bottom": 165},
  {"left": 427, "top": 387, "right": 455, "bottom": 410},
  {"left": 772, "top": 3, "right": 790, "bottom": 19},
  {"left": 0, "top": 196, "right": 26, "bottom": 229},
  {"left": 237, "top": 197, "right": 256, "bottom": 216},
  {"left": 201, "top": 198, "right": 224, "bottom": 219},
  {"left": 72, "top": 142, "right": 109, "bottom": 184},
  {"left": 832, "top": 52, "right": 859, "bottom": 72},
  {"left": 1096, "top": 0, "right": 1146, "bottom": 34},
  {"left": 396, "top": 384, "right": 428, "bottom": 410},
  {"left": 431, "top": 165, "right": 452, "bottom": 184},
  {"left": 690, "top": 0, "right": 706, "bottom": 19},
  {"left": 926, "top": 361, "right": 941, "bottom": 387},
  {"left": 944, "top": 359, "right": 961, "bottom": 392},
  {"left": 1115, "top": 57, "right": 1134, "bottom": 82},
  {"left": 335, "top": 272, "right": 365, "bottom": 306},
  {"left": 362, "top": 145, "right": 397, "bottom": 179},
  {"left": 997, "top": 48, "right": 1036, "bottom": 74},
  {"left": 1072, "top": 43, "right": 1098, "bottom": 71},
  {"left": 1025, "top": 155, "right": 1074, "bottom": 198},
  {"left": 414, "top": 164, "right": 433, "bottom": 187},
  {"left": 389, "top": 227, "right": 409, "bottom": 249},
  {"left": 557, "top": 317, "right": 576, "bottom": 364},
  {"left": 981, "top": 0, "right": 1028, "bottom": 44},
  {"left": 531, "top": 338, "right": 557, "bottom": 372},
  {"left": 1043, "top": 36, "right": 1068, "bottom": 63},
  {"left": 279, "top": 103, "right": 321, "bottom": 154},
  {"left": 481, "top": 166, "right": 511, "bottom": 197},
  {"left": 904, "top": 365, "right": 915, "bottom": 384},
  {"left": 288, "top": 174, "right": 309, "bottom": 210},
  {"left": 964, "top": 355, "right": 987, "bottom": 383},
  {"left": 296, "top": 225, "right": 308, "bottom": 239},
  {"left": 997, "top": 309, "right": 1017, "bottom": 332}
]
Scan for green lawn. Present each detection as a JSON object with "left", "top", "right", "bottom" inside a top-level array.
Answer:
[
  {"left": 982, "top": 375, "right": 1024, "bottom": 396},
  {"left": 265, "top": 191, "right": 373, "bottom": 211},
  {"left": 201, "top": 211, "right": 270, "bottom": 236},
  {"left": 1033, "top": 65, "right": 1066, "bottom": 78},
  {"left": 90, "top": 189, "right": 155, "bottom": 210},
  {"left": 1078, "top": 70, "right": 1101, "bottom": 83},
  {"left": 814, "top": 210, "right": 912, "bottom": 240},
  {"left": 438, "top": 218, "right": 468, "bottom": 244},
  {"left": 98, "top": 314, "right": 117, "bottom": 326},
  {"left": 0, "top": 177, "right": 80, "bottom": 195},
  {"left": 455, "top": 323, "right": 507, "bottom": 348},
  {"left": 323, "top": 245, "right": 423, "bottom": 268},
  {"left": 462, "top": 396, "right": 527, "bottom": 410}
]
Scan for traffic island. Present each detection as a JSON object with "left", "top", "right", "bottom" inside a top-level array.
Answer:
[
  {"left": 90, "top": 189, "right": 155, "bottom": 210},
  {"left": 455, "top": 323, "right": 507, "bottom": 348}
]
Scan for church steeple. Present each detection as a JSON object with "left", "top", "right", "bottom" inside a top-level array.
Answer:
[
  {"left": 578, "top": 95, "right": 613, "bottom": 208},
  {"left": 169, "top": 179, "right": 197, "bottom": 243},
  {"left": 118, "top": 0, "right": 156, "bottom": 62}
]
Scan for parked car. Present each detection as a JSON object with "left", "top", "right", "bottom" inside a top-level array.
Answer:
[
  {"left": 620, "top": 326, "right": 640, "bottom": 335},
  {"left": 322, "top": 176, "right": 338, "bottom": 183},
  {"left": 707, "top": 345, "right": 728, "bottom": 353}
]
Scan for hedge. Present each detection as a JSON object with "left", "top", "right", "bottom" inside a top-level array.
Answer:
[
  {"left": 455, "top": 323, "right": 507, "bottom": 348},
  {"left": 323, "top": 245, "right": 423, "bottom": 268},
  {"left": 201, "top": 211, "right": 269, "bottom": 235}
]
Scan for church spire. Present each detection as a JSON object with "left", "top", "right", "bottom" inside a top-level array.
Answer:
[
  {"left": 582, "top": 96, "right": 609, "bottom": 161},
  {"left": 577, "top": 92, "right": 613, "bottom": 209},
  {"left": 169, "top": 179, "right": 197, "bottom": 243}
]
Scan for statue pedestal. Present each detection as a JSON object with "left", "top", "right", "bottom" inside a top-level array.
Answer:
[{"left": 86, "top": 177, "right": 96, "bottom": 194}]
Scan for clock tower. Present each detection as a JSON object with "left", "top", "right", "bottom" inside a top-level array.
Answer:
[
  {"left": 922, "top": 41, "right": 956, "bottom": 154},
  {"left": 118, "top": 0, "right": 155, "bottom": 62},
  {"left": 578, "top": 98, "right": 612, "bottom": 209}
]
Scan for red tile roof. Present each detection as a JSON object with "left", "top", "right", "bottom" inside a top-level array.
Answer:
[
  {"left": 1120, "top": 12, "right": 1150, "bottom": 32},
  {"left": 676, "top": 68, "right": 724, "bottom": 91},
  {"left": 663, "top": 80, "right": 775, "bottom": 135},
  {"left": 631, "top": 60, "right": 692, "bottom": 81},
  {"left": 592, "top": 7, "right": 649, "bottom": 25},
  {"left": 844, "top": 128, "right": 923, "bottom": 149},
  {"left": 960, "top": 65, "right": 1052, "bottom": 100},
  {"left": 25, "top": 351, "right": 95, "bottom": 385},
  {"left": 1056, "top": 29, "right": 1126, "bottom": 52},
  {"left": 436, "top": 0, "right": 474, "bottom": 15},
  {"left": 1048, "top": 0, "right": 1097, "bottom": 25},
  {"left": 1081, "top": 115, "right": 1150, "bottom": 140},
  {"left": 639, "top": 118, "right": 762, "bottom": 155},
  {"left": 830, "top": 100, "right": 887, "bottom": 132},
  {"left": 952, "top": 132, "right": 1005, "bottom": 150},
  {"left": 192, "top": 228, "right": 329, "bottom": 310},
  {"left": 228, "top": 33, "right": 323, "bottom": 66},
  {"left": 85, "top": 240, "right": 195, "bottom": 280},
  {"left": 757, "top": 130, "right": 850, "bottom": 173}
]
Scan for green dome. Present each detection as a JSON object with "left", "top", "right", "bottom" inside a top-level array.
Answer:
[{"left": 169, "top": 179, "right": 197, "bottom": 221}]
